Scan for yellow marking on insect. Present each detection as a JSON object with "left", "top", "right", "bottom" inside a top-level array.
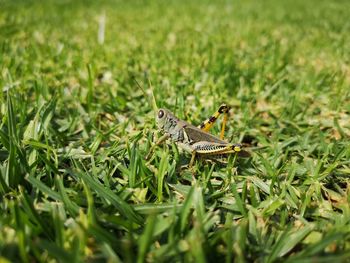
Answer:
[
  {"left": 200, "top": 113, "right": 220, "bottom": 132},
  {"left": 198, "top": 104, "right": 230, "bottom": 140}
]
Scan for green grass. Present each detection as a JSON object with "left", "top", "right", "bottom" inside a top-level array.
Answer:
[{"left": 1, "top": 0, "right": 350, "bottom": 262}]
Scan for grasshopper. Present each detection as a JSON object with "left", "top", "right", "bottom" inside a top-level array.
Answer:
[
  {"left": 134, "top": 79, "right": 249, "bottom": 167},
  {"left": 145, "top": 104, "right": 250, "bottom": 167}
]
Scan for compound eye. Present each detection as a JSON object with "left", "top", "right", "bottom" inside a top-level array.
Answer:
[{"left": 158, "top": 110, "right": 164, "bottom": 118}]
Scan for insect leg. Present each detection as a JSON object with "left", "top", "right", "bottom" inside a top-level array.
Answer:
[
  {"left": 220, "top": 109, "right": 228, "bottom": 140},
  {"left": 189, "top": 151, "right": 197, "bottom": 168},
  {"left": 197, "top": 104, "right": 231, "bottom": 140},
  {"left": 192, "top": 141, "right": 242, "bottom": 155},
  {"left": 145, "top": 134, "right": 170, "bottom": 160}
]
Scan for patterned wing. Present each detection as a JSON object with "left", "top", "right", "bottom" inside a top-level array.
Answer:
[{"left": 183, "top": 125, "right": 226, "bottom": 144}]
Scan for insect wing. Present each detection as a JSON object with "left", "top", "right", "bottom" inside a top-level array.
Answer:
[{"left": 183, "top": 125, "right": 226, "bottom": 144}]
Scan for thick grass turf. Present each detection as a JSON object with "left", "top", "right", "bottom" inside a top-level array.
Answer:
[{"left": 1, "top": 0, "right": 350, "bottom": 262}]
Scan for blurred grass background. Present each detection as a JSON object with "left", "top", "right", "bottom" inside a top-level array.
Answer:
[{"left": 0, "top": 0, "right": 350, "bottom": 262}]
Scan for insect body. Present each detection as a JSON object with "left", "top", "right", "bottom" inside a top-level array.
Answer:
[{"left": 146, "top": 104, "right": 249, "bottom": 166}]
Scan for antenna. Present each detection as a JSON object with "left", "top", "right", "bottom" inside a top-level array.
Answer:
[{"left": 133, "top": 77, "right": 158, "bottom": 112}]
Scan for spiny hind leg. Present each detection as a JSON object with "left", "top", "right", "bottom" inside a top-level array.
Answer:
[
  {"left": 197, "top": 104, "right": 231, "bottom": 140},
  {"left": 192, "top": 141, "right": 243, "bottom": 155}
]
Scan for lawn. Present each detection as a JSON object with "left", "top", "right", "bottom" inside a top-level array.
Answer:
[{"left": 0, "top": 0, "right": 350, "bottom": 262}]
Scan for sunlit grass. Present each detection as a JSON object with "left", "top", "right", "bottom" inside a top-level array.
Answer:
[{"left": 0, "top": 0, "right": 350, "bottom": 262}]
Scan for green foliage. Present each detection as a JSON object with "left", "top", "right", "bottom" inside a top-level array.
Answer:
[{"left": 0, "top": 0, "right": 350, "bottom": 262}]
